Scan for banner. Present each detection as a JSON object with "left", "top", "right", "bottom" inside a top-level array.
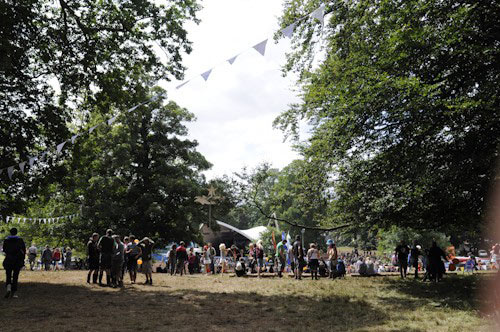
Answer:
[{"left": 2, "top": 212, "right": 80, "bottom": 224}]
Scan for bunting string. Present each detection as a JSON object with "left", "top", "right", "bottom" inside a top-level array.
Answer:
[
  {"left": 0, "top": 4, "right": 326, "bottom": 182},
  {"left": 1, "top": 213, "right": 80, "bottom": 224}
]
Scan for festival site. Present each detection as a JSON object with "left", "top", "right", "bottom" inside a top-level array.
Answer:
[{"left": 1, "top": 0, "right": 500, "bottom": 331}]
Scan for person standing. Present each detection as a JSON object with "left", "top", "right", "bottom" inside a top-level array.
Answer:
[
  {"left": 125, "top": 235, "right": 141, "bottom": 284},
  {"left": 98, "top": 229, "right": 114, "bottom": 286},
  {"left": 395, "top": 240, "right": 410, "bottom": 279},
  {"left": 111, "top": 235, "right": 125, "bottom": 287},
  {"left": 122, "top": 236, "right": 130, "bottom": 278},
  {"left": 410, "top": 242, "right": 421, "bottom": 279},
  {"left": 288, "top": 243, "right": 296, "bottom": 278},
  {"left": 255, "top": 241, "right": 265, "bottom": 278},
  {"left": 202, "top": 245, "right": 211, "bottom": 274},
  {"left": 307, "top": 243, "right": 320, "bottom": 280},
  {"left": 52, "top": 248, "right": 61, "bottom": 271},
  {"left": 176, "top": 241, "right": 188, "bottom": 276},
  {"left": 87, "top": 233, "right": 100, "bottom": 284},
  {"left": 138, "top": 237, "right": 154, "bottom": 285},
  {"left": 207, "top": 243, "right": 216, "bottom": 275},
  {"left": 168, "top": 244, "right": 177, "bottom": 276},
  {"left": 275, "top": 239, "right": 287, "bottom": 278},
  {"left": 293, "top": 235, "right": 305, "bottom": 280},
  {"left": 28, "top": 243, "right": 37, "bottom": 271},
  {"left": 3, "top": 228, "right": 26, "bottom": 298},
  {"left": 428, "top": 241, "right": 447, "bottom": 282},
  {"left": 42, "top": 245, "right": 52, "bottom": 271},
  {"left": 64, "top": 247, "right": 72, "bottom": 270},
  {"left": 327, "top": 240, "right": 338, "bottom": 279}
]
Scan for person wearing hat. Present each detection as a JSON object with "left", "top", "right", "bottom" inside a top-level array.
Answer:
[
  {"left": 410, "top": 241, "right": 421, "bottom": 279},
  {"left": 138, "top": 237, "right": 155, "bottom": 284},
  {"left": 275, "top": 239, "right": 287, "bottom": 278},
  {"left": 327, "top": 239, "right": 338, "bottom": 279},
  {"left": 3, "top": 228, "right": 26, "bottom": 298}
]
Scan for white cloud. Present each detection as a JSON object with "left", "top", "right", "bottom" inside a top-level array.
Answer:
[{"left": 160, "top": 0, "right": 305, "bottom": 179}]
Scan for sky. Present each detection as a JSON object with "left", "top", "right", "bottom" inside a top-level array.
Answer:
[{"left": 160, "top": 0, "right": 305, "bottom": 179}]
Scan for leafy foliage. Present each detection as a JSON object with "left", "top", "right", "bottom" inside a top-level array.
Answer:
[
  {"left": 1, "top": 0, "right": 200, "bottom": 215},
  {"left": 275, "top": 0, "right": 500, "bottom": 236}
]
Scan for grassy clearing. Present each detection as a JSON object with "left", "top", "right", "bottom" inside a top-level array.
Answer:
[{"left": 0, "top": 271, "right": 494, "bottom": 331}]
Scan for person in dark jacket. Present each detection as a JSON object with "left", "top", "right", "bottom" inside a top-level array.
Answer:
[
  {"left": 98, "top": 229, "right": 114, "bottom": 286},
  {"left": 87, "top": 233, "right": 100, "bottom": 284},
  {"left": 3, "top": 228, "right": 26, "bottom": 298},
  {"left": 428, "top": 241, "right": 447, "bottom": 282}
]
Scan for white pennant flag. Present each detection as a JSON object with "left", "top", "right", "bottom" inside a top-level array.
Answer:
[
  {"left": 176, "top": 80, "right": 190, "bottom": 89},
  {"left": 201, "top": 69, "right": 213, "bottom": 81},
  {"left": 23, "top": 218, "right": 27, "bottom": 223},
  {"left": 107, "top": 116, "right": 117, "bottom": 126},
  {"left": 227, "top": 55, "right": 238, "bottom": 65},
  {"left": 43, "top": 218, "right": 46, "bottom": 224},
  {"left": 282, "top": 23, "right": 296, "bottom": 38},
  {"left": 19, "top": 161, "right": 26, "bottom": 174},
  {"left": 311, "top": 4, "right": 325, "bottom": 26},
  {"left": 17, "top": 217, "right": 21, "bottom": 223},
  {"left": 56, "top": 142, "right": 66, "bottom": 154},
  {"left": 89, "top": 125, "right": 98, "bottom": 134},
  {"left": 6, "top": 216, "right": 10, "bottom": 223},
  {"left": 71, "top": 134, "right": 79, "bottom": 144},
  {"left": 29, "top": 156, "right": 37, "bottom": 167},
  {"left": 7, "top": 166, "right": 14, "bottom": 180},
  {"left": 253, "top": 39, "right": 268, "bottom": 56}
]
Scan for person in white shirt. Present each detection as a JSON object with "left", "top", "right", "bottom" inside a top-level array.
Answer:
[{"left": 28, "top": 244, "right": 37, "bottom": 271}]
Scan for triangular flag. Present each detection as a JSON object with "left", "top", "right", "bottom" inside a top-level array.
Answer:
[
  {"left": 17, "top": 217, "right": 21, "bottom": 223},
  {"left": 176, "top": 80, "right": 190, "bottom": 89},
  {"left": 71, "top": 134, "right": 79, "bottom": 144},
  {"left": 127, "top": 104, "right": 139, "bottom": 113},
  {"left": 282, "top": 23, "right": 296, "bottom": 38},
  {"left": 19, "top": 161, "right": 26, "bottom": 174},
  {"left": 29, "top": 156, "right": 37, "bottom": 167},
  {"left": 311, "top": 4, "right": 325, "bottom": 26},
  {"left": 89, "top": 125, "right": 98, "bottom": 134},
  {"left": 201, "top": 69, "right": 213, "bottom": 81},
  {"left": 56, "top": 141, "right": 66, "bottom": 154},
  {"left": 107, "top": 116, "right": 117, "bottom": 126},
  {"left": 6, "top": 216, "right": 10, "bottom": 223},
  {"left": 7, "top": 166, "right": 14, "bottom": 180},
  {"left": 227, "top": 55, "right": 238, "bottom": 65},
  {"left": 23, "top": 218, "right": 27, "bottom": 223},
  {"left": 253, "top": 39, "right": 268, "bottom": 56},
  {"left": 43, "top": 219, "right": 46, "bottom": 224}
]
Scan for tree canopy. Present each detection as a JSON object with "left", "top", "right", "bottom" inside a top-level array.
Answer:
[
  {"left": 1, "top": 0, "right": 200, "bottom": 216},
  {"left": 275, "top": 0, "right": 500, "bottom": 235}
]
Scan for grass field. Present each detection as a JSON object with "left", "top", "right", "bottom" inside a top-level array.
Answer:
[{"left": 0, "top": 270, "right": 495, "bottom": 331}]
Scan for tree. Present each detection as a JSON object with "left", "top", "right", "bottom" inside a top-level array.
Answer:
[
  {"left": 275, "top": 0, "right": 500, "bottom": 234},
  {"left": 1, "top": 0, "right": 200, "bottom": 216}
]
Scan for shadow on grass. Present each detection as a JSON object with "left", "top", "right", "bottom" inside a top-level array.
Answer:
[
  {"left": 380, "top": 274, "right": 485, "bottom": 311},
  {"left": 0, "top": 279, "right": 388, "bottom": 332}
]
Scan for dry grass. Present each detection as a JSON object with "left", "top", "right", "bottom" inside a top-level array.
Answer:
[{"left": 0, "top": 270, "right": 494, "bottom": 331}]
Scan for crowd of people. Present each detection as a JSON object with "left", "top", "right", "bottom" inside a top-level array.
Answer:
[{"left": 3, "top": 226, "right": 500, "bottom": 299}]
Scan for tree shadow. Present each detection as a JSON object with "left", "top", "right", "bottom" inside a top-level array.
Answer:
[
  {"left": 379, "top": 274, "right": 484, "bottom": 311},
  {"left": 0, "top": 279, "right": 388, "bottom": 332}
]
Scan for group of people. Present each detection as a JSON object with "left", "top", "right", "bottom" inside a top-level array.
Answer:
[
  {"left": 27, "top": 245, "right": 73, "bottom": 271},
  {"left": 86, "top": 229, "right": 154, "bottom": 287},
  {"left": 157, "top": 236, "right": 346, "bottom": 281}
]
